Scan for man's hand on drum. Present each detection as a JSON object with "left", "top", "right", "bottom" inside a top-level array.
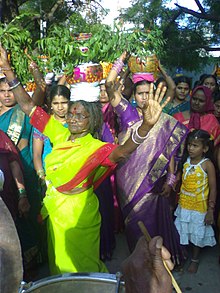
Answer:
[{"left": 121, "top": 236, "right": 173, "bottom": 293}]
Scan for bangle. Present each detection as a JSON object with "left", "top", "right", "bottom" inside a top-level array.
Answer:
[
  {"left": 37, "top": 169, "right": 45, "bottom": 179},
  {"left": 8, "top": 78, "right": 20, "bottom": 88},
  {"left": 166, "top": 173, "right": 176, "bottom": 188},
  {"left": 29, "top": 105, "right": 37, "bottom": 117},
  {"left": 131, "top": 126, "right": 149, "bottom": 144},
  {"left": 112, "top": 58, "right": 124, "bottom": 74},
  {"left": 10, "top": 81, "right": 21, "bottom": 90},
  {"left": 208, "top": 200, "right": 215, "bottom": 209},
  {"left": 0, "top": 67, "right": 11, "bottom": 71},
  {"left": 18, "top": 188, "right": 27, "bottom": 199}
]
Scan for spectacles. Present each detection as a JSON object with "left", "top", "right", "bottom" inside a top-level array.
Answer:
[{"left": 66, "top": 113, "right": 90, "bottom": 121}]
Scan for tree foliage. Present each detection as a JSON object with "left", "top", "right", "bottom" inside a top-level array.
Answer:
[{"left": 120, "top": 0, "right": 220, "bottom": 71}]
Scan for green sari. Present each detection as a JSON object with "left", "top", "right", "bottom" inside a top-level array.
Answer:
[{"left": 31, "top": 107, "right": 117, "bottom": 274}]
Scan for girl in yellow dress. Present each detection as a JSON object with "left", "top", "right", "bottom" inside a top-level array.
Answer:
[{"left": 175, "top": 129, "right": 217, "bottom": 273}]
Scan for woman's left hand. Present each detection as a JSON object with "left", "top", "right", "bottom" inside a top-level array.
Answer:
[
  {"left": 161, "top": 183, "right": 172, "bottom": 197},
  {"left": 142, "top": 83, "right": 171, "bottom": 128},
  {"left": 0, "top": 45, "right": 10, "bottom": 68},
  {"left": 204, "top": 210, "right": 214, "bottom": 225}
]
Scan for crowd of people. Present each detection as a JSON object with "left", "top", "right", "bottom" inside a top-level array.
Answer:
[{"left": 0, "top": 44, "right": 220, "bottom": 292}]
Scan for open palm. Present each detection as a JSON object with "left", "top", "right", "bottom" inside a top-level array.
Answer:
[{"left": 142, "top": 83, "right": 171, "bottom": 127}]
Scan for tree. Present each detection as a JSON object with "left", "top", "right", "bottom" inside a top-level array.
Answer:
[{"left": 119, "top": 0, "right": 220, "bottom": 71}]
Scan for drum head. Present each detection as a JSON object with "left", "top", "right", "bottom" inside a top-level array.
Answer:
[{"left": 23, "top": 272, "right": 125, "bottom": 292}]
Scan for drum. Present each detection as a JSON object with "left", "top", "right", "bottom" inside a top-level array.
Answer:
[{"left": 20, "top": 272, "right": 125, "bottom": 293}]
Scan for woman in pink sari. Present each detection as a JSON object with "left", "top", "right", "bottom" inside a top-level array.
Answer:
[{"left": 173, "top": 85, "right": 220, "bottom": 147}]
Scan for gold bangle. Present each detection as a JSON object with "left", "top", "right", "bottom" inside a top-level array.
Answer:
[{"left": 29, "top": 105, "right": 37, "bottom": 117}]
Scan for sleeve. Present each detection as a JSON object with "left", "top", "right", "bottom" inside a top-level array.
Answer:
[
  {"left": 114, "top": 98, "right": 140, "bottom": 131},
  {"left": 30, "top": 106, "right": 70, "bottom": 145}
]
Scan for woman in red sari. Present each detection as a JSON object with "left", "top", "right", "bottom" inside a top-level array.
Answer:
[{"left": 173, "top": 85, "right": 220, "bottom": 147}]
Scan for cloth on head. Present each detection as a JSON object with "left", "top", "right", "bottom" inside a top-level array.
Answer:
[
  {"left": 70, "top": 82, "right": 100, "bottom": 102},
  {"left": 189, "top": 85, "right": 214, "bottom": 129},
  {"left": 99, "top": 79, "right": 106, "bottom": 85},
  {"left": 45, "top": 72, "right": 55, "bottom": 85},
  {"left": 132, "top": 72, "right": 154, "bottom": 84}
]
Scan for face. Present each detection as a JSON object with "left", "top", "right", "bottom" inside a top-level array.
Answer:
[
  {"left": 202, "top": 77, "right": 216, "bottom": 93},
  {"left": 134, "top": 84, "right": 150, "bottom": 108},
  {"left": 51, "top": 95, "right": 69, "bottom": 119},
  {"left": 0, "top": 82, "right": 16, "bottom": 108},
  {"left": 175, "top": 82, "right": 190, "bottom": 101},
  {"left": 191, "top": 90, "right": 206, "bottom": 113},
  {"left": 66, "top": 103, "right": 90, "bottom": 135},
  {"left": 99, "top": 84, "right": 109, "bottom": 104},
  {"left": 214, "top": 100, "right": 220, "bottom": 118},
  {"left": 187, "top": 138, "right": 208, "bottom": 160}
]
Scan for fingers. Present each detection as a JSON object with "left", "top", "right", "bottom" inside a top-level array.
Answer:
[{"left": 161, "top": 96, "right": 171, "bottom": 109}]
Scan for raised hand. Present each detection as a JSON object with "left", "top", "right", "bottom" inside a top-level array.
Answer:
[
  {"left": 142, "top": 83, "right": 170, "bottom": 127},
  {"left": 0, "top": 45, "right": 10, "bottom": 68}
]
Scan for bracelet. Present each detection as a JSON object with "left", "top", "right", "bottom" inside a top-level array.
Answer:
[
  {"left": 37, "top": 169, "right": 46, "bottom": 179},
  {"left": 29, "top": 105, "right": 37, "bottom": 117},
  {"left": 18, "top": 188, "right": 27, "bottom": 199},
  {"left": 166, "top": 173, "right": 176, "bottom": 188},
  {"left": 0, "top": 67, "right": 11, "bottom": 71},
  {"left": 208, "top": 200, "right": 215, "bottom": 209},
  {"left": 8, "top": 78, "right": 20, "bottom": 88},
  {"left": 131, "top": 126, "right": 149, "bottom": 144},
  {"left": 9, "top": 81, "right": 21, "bottom": 90},
  {"left": 112, "top": 58, "right": 124, "bottom": 74}
]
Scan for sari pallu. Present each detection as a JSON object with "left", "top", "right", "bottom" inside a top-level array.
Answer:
[
  {"left": 30, "top": 107, "right": 118, "bottom": 274},
  {"left": 115, "top": 99, "right": 188, "bottom": 264},
  {"left": 0, "top": 106, "right": 42, "bottom": 271}
]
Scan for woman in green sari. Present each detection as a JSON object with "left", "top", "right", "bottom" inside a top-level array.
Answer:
[{"left": 0, "top": 45, "right": 171, "bottom": 274}]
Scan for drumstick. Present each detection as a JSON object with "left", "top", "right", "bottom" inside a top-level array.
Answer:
[{"left": 138, "top": 221, "right": 182, "bottom": 293}]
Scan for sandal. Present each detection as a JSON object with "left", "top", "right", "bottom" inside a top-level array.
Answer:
[{"left": 187, "top": 259, "right": 199, "bottom": 273}]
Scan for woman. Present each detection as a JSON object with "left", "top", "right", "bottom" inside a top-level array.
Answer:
[
  {"left": 106, "top": 52, "right": 188, "bottom": 264},
  {"left": 173, "top": 85, "right": 220, "bottom": 147},
  {"left": 0, "top": 45, "right": 171, "bottom": 274},
  {"left": 164, "top": 75, "right": 191, "bottom": 116},
  {"left": 0, "top": 75, "right": 42, "bottom": 279},
  {"left": 33, "top": 85, "right": 70, "bottom": 181},
  {"left": 0, "top": 130, "right": 30, "bottom": 221}
]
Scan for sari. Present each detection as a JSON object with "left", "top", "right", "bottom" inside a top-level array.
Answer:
[
  {"left": 30, "top": 106, "right": 118, "bottom": 274},
  {"left": 0, "top": 130, "right": 20, "bottom": 221},
  {"left": 0, "top": 105, "right": 42, "bottom": 271},
  {"left": 114, "top": 98, "right": 188, "bottom": 264}
]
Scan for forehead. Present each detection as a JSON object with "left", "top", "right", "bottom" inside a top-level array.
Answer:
[
  {"left": 51, "top": 95, "right": 69, "bottom": 103},
  {"left": 192, "top": 90, "right": 206, "bottom": 100},
  {"left": 203, "top": 77, "right": 216, "bottom": 84},
  {"left": 136, "top": 84, "right": 150, "bottom": 92},
  {"left": 176, "top": 82, "right": 189, "bottom": 89},
  {"left": 188, "top": 138, "right": 203, "bottom": 145},
  {"left": 69, "top": 102, "right": 87, "bottom": 113},
  {"left": 100, "top": 84, "right": 106, "bottom": 90},
  {"left": 0, "top": 81, "right": 9, "bottom": 89}
]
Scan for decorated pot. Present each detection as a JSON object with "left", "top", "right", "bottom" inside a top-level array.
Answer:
[
  {"left": 100, "top": 62, "right": 113, "bottom": 79},
  {"left": 128, "top": 55, "right": 158, "bottom": 78},
  {"left": 67, "top": 63, "right": 103, "bottom": 84}
]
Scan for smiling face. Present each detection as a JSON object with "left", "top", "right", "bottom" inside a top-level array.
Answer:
[
  {"left": 191, "top": 89, "right": 206, "bottom": 113},
  {"left": 0, "top": 81, "right": 16, "bottom": 109},
  {"left": 51, "top": 95, "right": 69, "bottom": 120},
  {"left": 134, "top": 83, "right": 150, "bottom": 108},
  {"left": 66, "top": 103, "right": 90, "bottom": 136},
  {"left": 175, "top": 82, "right": 190, "bottom": 101}
]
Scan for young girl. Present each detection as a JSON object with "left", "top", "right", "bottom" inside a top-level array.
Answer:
[{"left": 174, "top": 129, "right": 217, "bottom": 273}]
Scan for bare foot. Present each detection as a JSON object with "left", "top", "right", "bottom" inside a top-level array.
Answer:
[{"left": 187, "top": 259, "right": 199, "bottom": 273}]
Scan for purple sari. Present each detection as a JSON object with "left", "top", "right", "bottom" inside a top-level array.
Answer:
[{"left": 115, "top": 98, "right": 188, "bottom": 264}]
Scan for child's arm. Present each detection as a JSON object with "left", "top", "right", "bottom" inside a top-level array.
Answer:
[{"left": 204, "top": 160, "right": 217, "bottom": 225}]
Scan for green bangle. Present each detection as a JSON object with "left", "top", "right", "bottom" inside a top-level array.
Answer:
[{"left": 18, "top": 188, "right": 27, "bottom": 199}]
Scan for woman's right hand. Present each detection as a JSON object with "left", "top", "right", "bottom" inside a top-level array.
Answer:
[
  {"left": 141, "top": 83, "right": 170, "bottom": 129},
  {"left": 0, "top": 45, "right": 10, "bottom": 68}
]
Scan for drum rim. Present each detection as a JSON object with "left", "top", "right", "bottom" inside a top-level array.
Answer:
[{"left": 23, "top": 272, "right": 124, "bottom": 291}]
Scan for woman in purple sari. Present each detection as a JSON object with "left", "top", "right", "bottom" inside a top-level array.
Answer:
[{"left": 106, "top": 53, "right": 189, "bottom": 265}]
